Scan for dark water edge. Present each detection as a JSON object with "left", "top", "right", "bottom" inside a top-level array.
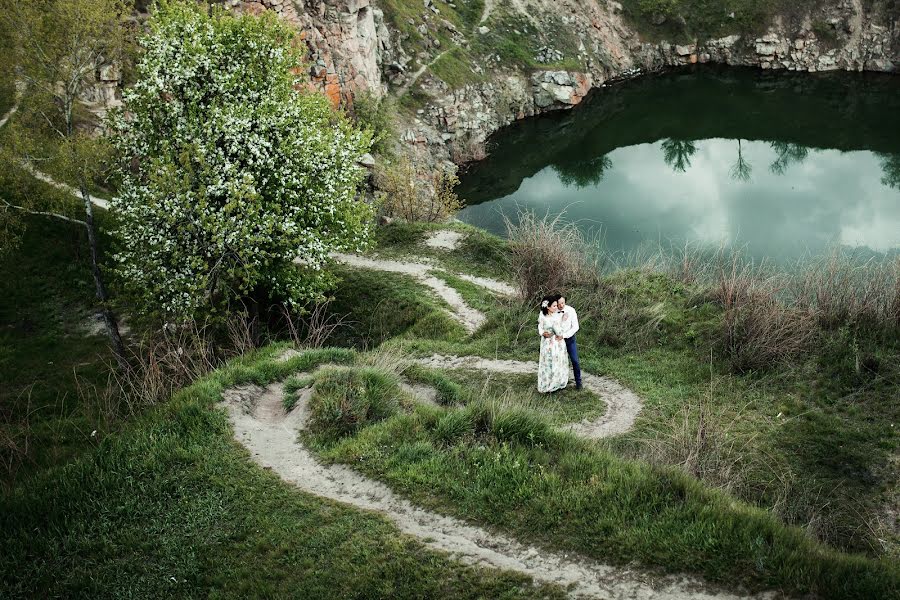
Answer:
[{"left": 456, "top": 65, "right": 900, "bottom": 266}]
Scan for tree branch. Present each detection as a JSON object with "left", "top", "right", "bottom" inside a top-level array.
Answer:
[{"left": 0, "top": 197, "right": 88, "bottom": 227}]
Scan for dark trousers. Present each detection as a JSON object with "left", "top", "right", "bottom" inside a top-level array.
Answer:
[{"left": 564, "top": 335, "right": 581, "bottom": 386}]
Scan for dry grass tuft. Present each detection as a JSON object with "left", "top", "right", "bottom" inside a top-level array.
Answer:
[{"left": 504, "top": 210, "right": 599, "bottom": 302}]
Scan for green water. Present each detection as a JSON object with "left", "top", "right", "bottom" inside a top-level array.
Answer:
[{"left": 457, "top": 66, "right": 900, "bottom": 264}]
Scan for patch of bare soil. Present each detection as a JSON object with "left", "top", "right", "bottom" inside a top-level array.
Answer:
[{"left": 425, "top": 229, "right": 464, "bottom": 250}]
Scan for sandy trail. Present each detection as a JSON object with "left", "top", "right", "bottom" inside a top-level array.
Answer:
[
  {"left": 332, "top": 252, "right": 514, "bottom": 334},
  {"left": 413, "top": 354, "right": 642, "bottom": 439},
  {"left": 0, "top": 96, "right": 110, "bottom": 210},
  {"left": 223, "top": 381, "right": 763, "bottom": 600}
]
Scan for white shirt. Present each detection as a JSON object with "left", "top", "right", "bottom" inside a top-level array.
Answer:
[
  {"left": 537, "top": 306, "right": 579, "bottom": 338},
  {"left": 559, "top": 306, "right": 579, "bottom": 338}
]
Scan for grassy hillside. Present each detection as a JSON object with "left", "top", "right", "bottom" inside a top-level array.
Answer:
[{"left": 0, "top": 347, "right": 564, "bottom": 599}]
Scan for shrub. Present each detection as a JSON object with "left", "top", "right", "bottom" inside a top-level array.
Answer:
[
  {"left": 794, "top": 251, "right": 900, "bottom": 331},
  {"left": 110, "top": 1, "right": 373, "bottom": 321},
  {"left": 349, "top": 90, "right": 396, "bottom": 157},
  {"left": 307, "top": 366, "right": 401, "bottom": 440},
  {"left": 504, "top": 210, "right": 597, "bottom": 302},
  {"left": 720, "top": 291, "right": 817, "bottom": 373},
  {"left": 375, "top": 155, "right": 463, "bottom": 222}
]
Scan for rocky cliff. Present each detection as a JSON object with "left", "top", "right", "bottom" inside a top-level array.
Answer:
[{"left": 225, "top": 0, "right": 898, "bottom": 168}]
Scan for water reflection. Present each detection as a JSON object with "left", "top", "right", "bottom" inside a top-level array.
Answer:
[
  {"left": 661, "top": 139, "right": 697, "bottom": 173},
  {"left": 457, "top": 66, "right": 900, "bottom": 263},
  {"left": 880, "top": 153, "right": 900, "bottom": 190}
]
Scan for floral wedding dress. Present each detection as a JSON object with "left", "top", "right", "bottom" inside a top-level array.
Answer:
[{"left": 537, "top": 312, "right": 569, "bottom": 393}]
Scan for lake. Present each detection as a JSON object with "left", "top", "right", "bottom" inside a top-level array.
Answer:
[{"left": 456, "top": 66, "right": 900, "bottom": 264}]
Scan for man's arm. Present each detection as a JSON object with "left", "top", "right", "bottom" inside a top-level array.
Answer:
[{"left": 568, "top": 307, "right": 580, "bottom": 336}]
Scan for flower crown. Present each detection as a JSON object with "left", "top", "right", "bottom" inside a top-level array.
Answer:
[{"left": 541, "top": 300, "right": 549, "bottom": 308}]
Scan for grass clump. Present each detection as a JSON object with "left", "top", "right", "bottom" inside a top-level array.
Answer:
[
  {"left": 282, "top": 374, "right": 315, "bottom": 411},
  {"left": 324, "top": 265, "right": 466, "bottom": 348},
  {"left": 433, "top": 409, "right": 475, "bottom": 445},
  {"left": 429, "top": 47, "right": 481, "bottom": 88},
  {"left": 307, "top": 366, "right": 403, "bottom": 441},
  {"left": 405, "top": 365, "right": 464, "bottom": 405},
  {"left": 505, "top": 210, "right": 598, "bottom": 301}
]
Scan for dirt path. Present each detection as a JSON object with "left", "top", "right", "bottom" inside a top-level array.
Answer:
[
  {"left": 413, "top": 354, "right": 642, "bottom": 438},
  {"left": 397, "top": 47, "right": 454, "bottom": 97},
  {"left": 223, "top": 381, "right": 762, "bottom": 600},
  {"left": 0, "top": 97, "right": 111, "bottom": 210},
  {"left": 0, "top": 103, "right": 18, "bottom": 129},
  {"left": 332, "top": 252, "right": 514, "bottom": 334}
]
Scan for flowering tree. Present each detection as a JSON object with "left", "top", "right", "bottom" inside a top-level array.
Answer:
[{"left": 110, "top": 1, "right": 373, "bottom": 321}]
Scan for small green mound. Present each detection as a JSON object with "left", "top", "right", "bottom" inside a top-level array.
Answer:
[
  {"left": 405, "top": 365, "right": 464, "bottom": 405},
  {"left": 434, "top": 410, "right": 475, "bottom": 445},
  {"left": 308, "top": 366, "right": 403, "bottom": 440},
  {"left": 282, "top": 374, "right": 315, "bottom": 411}
]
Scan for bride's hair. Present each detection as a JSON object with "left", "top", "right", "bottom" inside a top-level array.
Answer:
[{"left": 539, "top": 295, "right": 554, "bottom": 315}]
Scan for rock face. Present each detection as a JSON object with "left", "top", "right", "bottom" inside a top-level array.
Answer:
[
  {"left": 226, "top": 0, "right": 897, "bottom": 164},
  {"left": 231, "top": 0, "right": 388, "bottom": 105}
]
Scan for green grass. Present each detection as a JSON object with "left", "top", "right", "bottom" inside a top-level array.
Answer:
[
  {"left": 333, "top": 233, "right": 899, "bottom": 558},
  {"left": 429, "top": 47, "right": 482, "bottom": 89},
  {"left": 618, "top": 0, "right": 825, "bottom": 41},
  {"left": 423, "top": 368, "right": 605, "bottom": 426},
  {"left": 0, "top": 74, "right": 13, "bottom": 117},
  {"left": 307, "top": 381, "right": 900, "bottom": 599},
  {"left": 324, "top": 264, "right": 467, "bottom": 349},
  {"left": 0, "top": 196, "right": 117, "bottom": 483},
  {"left": 0, "top": 347, "right": 565, "bottom": 599},
  {"left": 373, "top": 221, "right": 512, "bottom": 281}
]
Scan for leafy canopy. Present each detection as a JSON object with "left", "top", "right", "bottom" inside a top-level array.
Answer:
[{"left": 110, "top": 0, "right": 373, "bottom": 320}]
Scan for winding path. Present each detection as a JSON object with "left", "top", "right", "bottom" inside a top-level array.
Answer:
[
  {"left": 223, "top": 380, "right": 759, "bottom": 600},
  {"left": 332, "top": 252, "right": 515, "bottom": 334},
  {"left": 413, "top": 354, "right": 641, "bottom": 439}
]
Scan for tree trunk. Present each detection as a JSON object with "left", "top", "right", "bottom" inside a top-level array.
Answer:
[{"left": 80, "top": 183, "right": 127, "bottom": 367}]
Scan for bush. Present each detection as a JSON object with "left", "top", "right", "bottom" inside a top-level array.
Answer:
[
  {"left": 504, "top": 210, "right": 598, "bottom": 302},
  {"left": 375, "top": 155, "right": 463, "bottom": 223},
  {"left": 307, "top": 366, "right": 401, "bottom": 440},
  {"left": 349, "top": 91, "right": 396, "bottom": 157},
  {"left": 110, "top": 1, "right": 373, "bottom": 321}
]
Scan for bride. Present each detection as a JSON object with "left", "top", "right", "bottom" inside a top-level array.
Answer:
[{"left": 537, "top": 295, "right": 569, "bottom": 393}]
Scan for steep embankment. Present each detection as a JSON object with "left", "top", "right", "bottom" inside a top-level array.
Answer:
[{"left": 227, "top": 0, "right": 899, "bottom": 166}]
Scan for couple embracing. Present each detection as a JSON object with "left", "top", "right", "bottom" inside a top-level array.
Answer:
[{"left": 537, "top": 294, "right": 581, "bottom": 393}]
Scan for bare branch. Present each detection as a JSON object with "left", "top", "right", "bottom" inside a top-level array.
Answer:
[{"left": 0, "top": 197, "right": 88, "bottom": 227}]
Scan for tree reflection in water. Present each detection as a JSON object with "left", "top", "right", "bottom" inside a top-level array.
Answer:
[
  {"left": 661, "top": 138, "right": 698, "bottom": 173},
  {"left": 879, "top": 153, "right": 900, "bottom": 190},
  {"left": 769, "top": 141, "right": 810, "bottom": 175},
  {"left": 730, "top": 139, "right": 752, "bottom": 182},
  {"left": 552, "top": 154, "right": 613, "bottom": 187}
]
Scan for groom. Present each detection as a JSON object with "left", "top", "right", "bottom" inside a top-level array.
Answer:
[{"left": 558, "top": 295, "right": 582, "bottom": 390}]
